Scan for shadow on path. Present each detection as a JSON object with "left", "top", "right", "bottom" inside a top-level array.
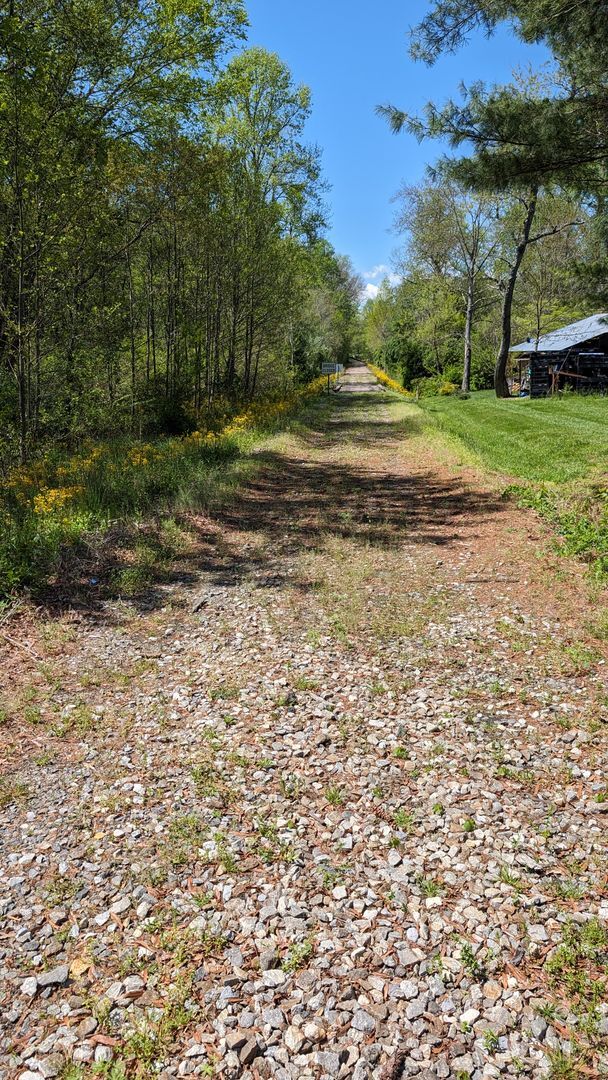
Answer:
[{"left": 35, "top": 393, "right": 505, "bottom": 618}]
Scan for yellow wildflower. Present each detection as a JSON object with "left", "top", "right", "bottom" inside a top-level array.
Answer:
[
  {"left": 368, "top": 365, "right": 413, "bottom": 397},
  {"left": 33, "top": 486, "right": 83, "bottom": 515}
]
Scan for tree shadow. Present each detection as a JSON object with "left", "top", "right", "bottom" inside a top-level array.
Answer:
[
  {"left": 34, "top": 393, "right": 504, "bottom": 620},
  {"left": 293, "top": 392, "right": 423, "bottom": 449}
]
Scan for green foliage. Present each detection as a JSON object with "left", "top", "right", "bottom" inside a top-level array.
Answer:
[
  {"left": 0, "top": 4, "right": 359, "bottom": 477},
  {"left": 461, "top": 942, "right": 487, "bottom": 981},
  {"left": 408, "top": 1, "right": 608, "bottom": 194}
]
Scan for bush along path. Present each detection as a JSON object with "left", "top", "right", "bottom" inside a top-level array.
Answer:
[{"left": 1, "top": 389, "right": 607, "bottom": 1080}]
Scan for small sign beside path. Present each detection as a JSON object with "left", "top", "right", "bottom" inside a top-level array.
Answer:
[{"left": 321, "top": 362, "right": 344, "bottom": 393}]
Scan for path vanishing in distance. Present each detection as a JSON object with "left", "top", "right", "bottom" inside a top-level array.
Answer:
[
  {"left": 338, "top": 361, "right": 384, "bottom": 394},
  {"left": 1, "top": 379, "right": 607, "bottom": 1080}
]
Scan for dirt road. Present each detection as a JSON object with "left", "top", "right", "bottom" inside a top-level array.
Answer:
[
  {"left": 338, "top": 362, "right": 384, "bottom": 394},
  {"left": 1, "top": 391, "right": 606, "bottom": 1080}
]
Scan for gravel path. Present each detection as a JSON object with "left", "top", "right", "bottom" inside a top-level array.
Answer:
[
  {"left": 1, "top": 392, "right": 607, "bottom": 1080},
  {"left": 338, "top": 363, "right": 384, "bottom": 394}
]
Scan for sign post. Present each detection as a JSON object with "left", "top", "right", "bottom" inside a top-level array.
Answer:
[{"left": 321, "top": 362, "right": 344, "bottom": 392}]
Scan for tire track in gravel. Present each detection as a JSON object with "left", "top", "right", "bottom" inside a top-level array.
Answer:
[{"left": 1, "top": 389, "right": 607, "bottom": 1080}]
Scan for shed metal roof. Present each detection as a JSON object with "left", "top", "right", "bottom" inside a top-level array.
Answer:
[{"left": 510, "top": 313, "right": 608, "bottom": 353}]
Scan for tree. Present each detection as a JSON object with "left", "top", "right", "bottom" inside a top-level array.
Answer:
[
  {"left": 380, "top": 57, "right": 585, "bottom": 396},
  {"left": 1, "top": 14, "right": 354, "bottom": 463},
  {"left": 292, "top": 242, "right": 363, "bottom": 379},
  {"left": 406, "top": 0, "right": 608, "bottom": 192},
  {"left": 0, "top": 0, "right": 248, "bottom": 459},
  {"left": 487, "top": 190, "right": 583, "bottom": 396},
  {"left": 393, "top": 181, "right": 499, "bottom": 390}
]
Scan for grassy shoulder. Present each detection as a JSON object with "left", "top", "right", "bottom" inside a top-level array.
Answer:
[
  {"left": 0, "top": 377, "right": 332, "bottom": 600},
  {"left": 417, "top": 390, "right": 608, "bottom": 483},
  {"left": 415, "top": 389, "right": 608, "bottom": 580}
]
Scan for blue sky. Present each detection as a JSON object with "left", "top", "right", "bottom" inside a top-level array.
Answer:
[{"left": 245, "top": 1, "right": 548, "bottom": 297}]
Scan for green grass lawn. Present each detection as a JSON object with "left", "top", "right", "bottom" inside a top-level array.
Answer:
[
  {"left": 417, "top": 390, "right": 608, "bottom": 483},
  {"left": 416, "top": 390, "right": 608, "bottom": 580}
]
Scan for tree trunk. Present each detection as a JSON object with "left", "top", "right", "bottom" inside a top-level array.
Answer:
[
  {"left": 126, "top": 243, "right": 137, "bottom": 430},
  {"left": 494, "top": 189, "right": 538, "bottom": 398},
  {"left": 462, "top": 274, "right": 474, "bottom": 393}
]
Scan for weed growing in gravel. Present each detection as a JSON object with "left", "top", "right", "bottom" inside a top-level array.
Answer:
[
  {"left": 536, "top": 1001, "right": 560, "bottom": 1023},
  {"left": 548, "top": 878, "right": 586, "bottom": 901},
  {"left": 463, "top": 817, "right": 476, "bottom": 833},
  {"left": 45, "top": 872, "right": 80, "bottom": 905},
  {"left": 432, "top": 802, "right": 445, "bottom": 815},
  {"left": 58, "top": 1067, "right": 86, "bottom": 1080},
  {"left": 212, "top": 832, "right": 238, "bottom": 873},
  {"left": 92, "top": 1063, "right": 127, "bottom": 1080},
  {"left": 546, "top": 1049, "right": 581, "bottom": 1079},
  {"left": 50, "top": 703, "right": 96, "bottom": 738},
  {"left": 416, "top": 875, "right": 442, "bottom": 898},
  {"left": 426, "top": 953, "right": 444, "bottom": 975},
  {"left": 460, "top": 942, "right": 487, "bottom": 981},
  {"left": 191, "top": 762, "right": 219, "bottom": 798},
  {"left": 560, "top": 642, "right": 599, "bottom": 675},
  {"left": 209, "top": 683, "right": 241, "bottom": 701},
  {"left": 393, "top": 808, "right": 415, "bottom": 832},
  {"left": 250, "top": 816, "right": 296, "bottom": 865},
  {"left": 168, "top": 813, "right": 206, "bottom": 846},
  {"left": 117, "top": 951, "right": 150, "bottom": 978},
  {"left": 483, "top": 1030, "right": 500, "bottom": 1053},
  {"left": 320, "top": 864, "right": 347, "bottom": 890},
  {"left": 225, "top": 751, "right": 249, "bottom": 768},
  {"left": 369, "top": 680, "right": 387, "bottom": 696},
  {"left": 498, "top": 865, "right": 524, "bottom": 892},
  {"left": 84, "top": 995, "right": 112, "bottom": 1032},
  {"left": 34, "top": 750, "right": 55, "bottom": 765},
  {"left": 293, "top": 676, "right": 319, "bottom": 691},
  {"left": 495, "top": 764, "right": 536, "bottom": 785},
  {"left": 282, "top": 939, "right": 314, "bottom": 972},
  {"left": 325, "top": 784, "right": 344, "bottom": 807},
  {"left": 546, "top": 918, "right": 607, "bottom": 1007},
  {"left": 0, "top": 777, "right": 29, "bottom": 808},
  {"left": 393, "top": 746, "right": 409, "bottom": 759},
  {"left": 279, "top": 773, "right": 303, "bottom": 799}
]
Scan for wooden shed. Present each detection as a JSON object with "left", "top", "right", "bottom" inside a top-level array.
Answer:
[{"left": 510, "top": 313, "right": 608, "bottom": 397}]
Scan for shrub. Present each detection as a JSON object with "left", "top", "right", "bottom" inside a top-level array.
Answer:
[
  {"left": 411, "top": 375, "right": 457, "bottom": 397},
  {"left": 368, "top": 365, "right": 414, "bottom": 397}
]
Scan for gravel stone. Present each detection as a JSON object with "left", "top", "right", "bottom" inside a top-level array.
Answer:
[
  {"left": 351, "top": 1010, "right": 376, "bottom": 1034},
  {"left": 37, "top": 966, "right": 68, "bottom": 989}
]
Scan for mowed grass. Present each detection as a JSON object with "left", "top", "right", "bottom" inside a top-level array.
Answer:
[
  {"left": 415, "top": 389, "right": 608, "bottom": 580},
  {"left": 417, "top": 391, "right": 608, "bottom": 482}
]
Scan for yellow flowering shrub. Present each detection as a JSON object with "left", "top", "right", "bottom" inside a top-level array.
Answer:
[
  {"left": 33, "top": 486, "right": 83, "bottom": 515},
  {"left": 368, "top": 365, "right": 413, "bottom": 397},
  {"left": 1, "top": 370, "right": 336, "bottom": 596}
]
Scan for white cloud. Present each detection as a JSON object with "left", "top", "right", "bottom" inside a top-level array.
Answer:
[
  {"left": 363, "top": 283, "right": 379, "bottom": 301},
  {"left": 364, "top": 264, "right": 390, "bottom": 282},
  {"left": 363, "top": 264, "right": 401, "bottom": 289}
]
